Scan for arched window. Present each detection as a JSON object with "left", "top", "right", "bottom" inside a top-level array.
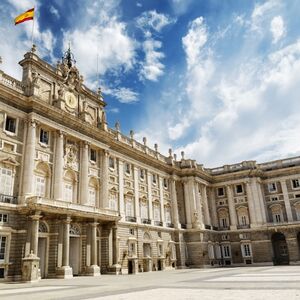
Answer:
[{"left": 38, "top": 221, "right": 48, "bottom": 233}]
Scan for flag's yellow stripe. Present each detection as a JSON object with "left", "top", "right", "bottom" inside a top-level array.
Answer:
[{"left": 15, "top": 8, "right": 34, "bottom": 25}]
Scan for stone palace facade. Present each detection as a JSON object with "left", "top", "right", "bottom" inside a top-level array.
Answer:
[{"left": 0, "top": 46, "right": 300, "bottom": 281}]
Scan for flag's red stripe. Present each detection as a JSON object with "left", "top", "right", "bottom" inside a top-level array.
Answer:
[
  {"left": 26, "top": 8, "right": 34, "bottom": 13},
  {"left": 15, "top": 16, "right": 34, "bottom": 25}
]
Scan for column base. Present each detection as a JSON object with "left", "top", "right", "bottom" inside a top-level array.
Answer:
[
  {"left": 22, "top": 253, "right": 40, "bottom": 283},
  {"left": 107, "top": 264, "right": 122, "bottom": 275},
  {"left": 86, "top": 265, "right": 101, "bottom": 276},
  {"left": 56, "top": 266, "right": 73, "bottom": 279}
]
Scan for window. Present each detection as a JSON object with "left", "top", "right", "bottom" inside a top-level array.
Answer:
[
  {"left": 158, "top": 232, "right": 162, "bottom": 238},
  {"left": 279, "top": 244, "right": 288, "bottom": 256},
  {"left": 165, "top": 207, "right": 171, "bottom": 223},
  {"left": 292, "top": 179, "right": 300, "bottom": 189},
  {"left": 0, "top": 214, "right": 8, "bottom": 223},
  {"left": 163, "top": 178, "right": 168, "bottom": 188},
  {"left": 39, "top": 129, "right": 49, "bottom": 145},
  {"left": 152, "top": 174, "right": 157, "bottom": 184},
  {"left": 5, "top": 116, "right": 16, "bottom": 134},
  {"left": 88, "top": 187, "right": 96, "bottom": 206},
  {"left": 140, "top": 202, "right": 148, "bottom": 219},
  {"left": 221, "top": 244, "right": 231, "bottom": 258},
  {"left": 241, "top": 215, "right": 247, "bottom": 225},
  {"left": 208, "top": 244, "right": 215, "bottom": 259},
  {"left": 125, "top": 200, "right": 133, "bottom": 217},
  {"left": 0, "top": 168, "right": 13, "bottom": 196},
  {"left": 109, "top": 196, "right": 117, "bottom": 211},
  {"left": 64, "top": 183, "right": 73, "bottom": 202},
  {"left": 268, "top": 182, "right": 277, "bottom": 193},
  {"left": 129, "top": 228, "right": 135, "bottom": 235},
  {"left": 109, "top": 157, "right": 115, "bottom": 169},
  {"left": 158, "top": 244, "right": 163, "bottom": 256},
  {"left": 242, "top": 243, "right": 252, "bottom": 257},
  {"left": 0, "top": 236, "right": 6, "bottom": 260},
  {"left": 153, "top": 205, "right": 160, "bottom": 221},
  {"left": 90, "top": 149, "right": 97, "bottom": 162},
  {"left": 220, "top": 218, "right": 228, "bottom": 228},
  {"left": 35, "top": 176, "right": 46, "bottom": 197},
  {"left": 271, "top": 196, "right": 278, "bottom": 202},
  {"left": 236, "top": 184, "right": 243, "bottom": 194},
  {"left": 125, "top": 163, "right": 131, "bottom": 174},
  {"left": 128, "top": 243, "right": 136, "bottom": 256},
  {"left": 217, "top": 187, "right": 224, "bottom": 197},
  {"left": 296, "top": 207, "right": 300, "bottom": 221},
  {"left": 139, "top": 169, "right": 145, "bottom": 180},
  {"left": 273, "top": 213, "right": 281, "bottom": 223}
]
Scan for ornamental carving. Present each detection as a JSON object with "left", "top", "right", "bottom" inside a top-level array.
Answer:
[{"left": 64, "top": 144, "right": 78, "bottom": 170}]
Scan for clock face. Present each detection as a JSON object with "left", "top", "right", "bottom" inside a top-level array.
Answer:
[{"left": 65, "top": 92, "right": 77, "bottom": 109}]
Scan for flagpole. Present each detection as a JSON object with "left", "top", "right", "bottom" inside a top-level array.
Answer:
[{"left": 31, "top": 6, "right": 35, "bottom": 47}]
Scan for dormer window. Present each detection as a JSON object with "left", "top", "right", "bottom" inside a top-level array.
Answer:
[{"left": 39, "top": 129, "right": 49, "bottom": 145}]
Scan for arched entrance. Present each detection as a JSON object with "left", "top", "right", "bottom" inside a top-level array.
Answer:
[
  {"left": 69, "top": 224, "right": 81, "bottom": 275},
  {"left": 271, "top": 232, "right": 289, "bottom": 265},
  {"left": 38, "top": 221, "right": 49, "bottom": 278}
]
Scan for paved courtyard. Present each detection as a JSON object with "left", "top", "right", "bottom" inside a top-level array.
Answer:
[{"left": 1, "top": 266, "right": 300, "bottom": 300}]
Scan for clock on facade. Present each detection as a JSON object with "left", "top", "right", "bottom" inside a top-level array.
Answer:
[{"left": 65, "top": 91, "right": 77, "bottom": 109}]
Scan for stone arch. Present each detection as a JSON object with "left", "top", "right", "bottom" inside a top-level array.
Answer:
[
  {"left": 271, "top": 232, "right": 289, "bottom": 265},
  {"left": 143, "top": 232, "right": 152, "bottom": 240},
  {"left": 38, "top": 221, "right": 49, "bottom": 233},
  {"left": 35, "top": 161, "right": 51, "bottom": 176},
  {"left": 64, "top": 169, "right": 77, "bottom": 182}
]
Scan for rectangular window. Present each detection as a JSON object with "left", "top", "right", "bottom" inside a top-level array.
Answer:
[
  {"left": 126, "top": 201, "right": 133, "bottom": 217},
  {"left": 125, "top": 163, "right": 131, "bottom": 174},
  {"left": 39, "top": 129, "right": 49, "bottom": 145},
  {"left": 158, "top": 244, "right": 163, "bottom": 256},
  {"left": 273, "top": 213, "right": 281, "bottom": 223},
  {"left": 140, "top": 169, "right": 145, "bottom": 180},
  {"left": 0, "top": 214, "right": 8, "bottom": 223},
  {"left": 220, "top": 218, "right": 228, "bottom": 228},
  {"left": 129, "top": 243, "right": 136, "bottom": 256},
  {"left": 165, "top": 209, "right": 171, "bottom": 223},
  {"left": 109, "top": 198, "right": 117, "bottom": 211},
  {"left": 292, "top": 179, "right": 300, "bottom": 189},
  {"left": 296, "top": 208, "right": 300, "bottom": 221},
  {"left": 271, "top": 196, "right": 278, "bottom": 201},
  {"left": 268, "top": 182, "right": 277, "bottom": 193},
  {"left": 129, "top": 228, "right": 135, "bottom": 235},
  {"left": 90, "top": 149, "right": 97, "bottom": 162},
  {"left": 241, "top": 215, "right": 247, "bottom": 225},
  {"left": 109, "top": 157, "right": 115, "bottom": 169},
  {"left": 64, "top": 183, "right": 73, "bottom": 202},
  {"left": 153, "top": 206, "right": 160, "bottom": 221},
  {"left": 88, "top": 188, "right": 96, "bottom": 206},
  {"left": 163, "top": 178, "right": 168, "bottom": 188},
  {"left": 140, "top": 203, "right": 148, "bottom": 219},
  {"left": 152, "top": 174, "right": 157, "bottom": 184},
  {"left": 221, "top": 245, "right": 231, "bottom": 258},
  {"left": 0, "top": 236, "right": 6, "bottom": 260},
  {"left": 0, "top": 168, "right": 13, "bottom": 196},
  {"left": 5, "top": 116, "right": 16, "bottom": 133},
  {"left": 236, "top": 184, "right": 243, "bottom": 194},
  {"left": 242, "top": 243, "right": 252, "bottom": 257},
  {"left": 35, "top": 176, "right": 46, "bottom": 197},
  {"left": 217, "top": 187, "right": 224, "bottom": 197}
]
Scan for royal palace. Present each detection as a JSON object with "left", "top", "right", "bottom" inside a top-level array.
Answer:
[{"left": 0, "top": 46, "right": 299, "bottom": 282}]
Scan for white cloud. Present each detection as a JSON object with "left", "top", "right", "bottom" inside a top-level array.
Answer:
[
  {"left": 104, "top": 86, "right": 139, "bottom": 103},
  {"left": 139, "top": 39, "right": 165, "bottom": 81},
  {"left": 170, "top": 0, "right": 194, "bottom": 16},
  {"left": 136, "top": 10, "right": 175, "bottom": 33},
  {"left": 64, "top": 21, "right": 136, "bottom": 83},
  {"left": 270, "top": 15, "right": 286, "bottom": 43},
  {"left": 182, "top": 17, "right": 208, "bottom": 68},
  {"left": 50, "top": 6, "right": 59, "bottom": 18}
]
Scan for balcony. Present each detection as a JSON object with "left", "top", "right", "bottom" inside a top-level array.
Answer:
[
  {"left": 237, "top": 224, "right": 250, "bottom": 229},
  {"left": 141, "top": 218, "right": 151, "bottom": 224},
  {"left": 217, "top": 226, "right": 230, "bottom": 231},
  {"left": 126, "top": 216, "right": 137, "bottom": 222},
  {"left": 154, "top": 221, "right": 163, "bottom": 226},
  {"left": 0, "top": 194, "right": 17, "bottom": 204},
  {"left": 166, "top": 222, "right": 174, "bottom": 228}
]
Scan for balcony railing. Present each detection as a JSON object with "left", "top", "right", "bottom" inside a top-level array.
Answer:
[
  {"left": 217, "top": 226, "right": 230, "bottom": 231},
  {"left": 141, "top": 218, "right": 151, "bottom": 224},
  {"left": 237, "top": 224, "right": 250, "bottom": 229},
  {"left": 212, "top": 226, "right": 218, "bottom": 231},
  {"left": 166, "top": 222, "right": 174, "bottom": 228},
  {"left": 154, "top": 221, "right": 163, "bottom": 226},
  {"left": 0, "top": 194, "right": 17, "bottom": 204},
  {"left": 126, "top": 216, "right": 137, "bottom": 222}
]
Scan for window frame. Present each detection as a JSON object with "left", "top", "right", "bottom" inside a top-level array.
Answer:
[
  {"left": 217, "top": 187, "right": 225, "bottom": 197},
  {"left": 90, "top": 148, "right": 97, "bottom": 163},
  {"left": 236, "top": 184, "right": 243, "bottom": 194},
  {"left": 291, "top": 179, "right": 300, "bottom": 190},
  {"left": 268, "top": 182, "right": 277, "bottom": 193},
  {"left": 3, "top": 115, "right": 18, "bottom": 136},
  {"left": 39, "top": 128, "right": 49, "bottom": 146}
]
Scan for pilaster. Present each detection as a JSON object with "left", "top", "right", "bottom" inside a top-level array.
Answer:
[
  {"left": 133, "top": 166, "right": 140, "bottom": 222},
  {"left": 226, "top": 185, "right": 237, "bottom": 229},
  {"left": 118, "top": 159, "right": 125, "bottom": 220},
  {"left": 280, "top": 179, "right": 293, "bottom": 222},
  {"left": 53, "top": 131, "right": 64, "bottom": 201},
  {"left": 79, "top": 141, "right": 89, "bottom": 205}
]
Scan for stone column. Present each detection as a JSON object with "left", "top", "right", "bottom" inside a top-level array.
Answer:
[
  {"left": 201, "top": 184, "right": 211, "bottom": 227},
  {"left": 248, "top": 178, "right": 265, "bottom": 225},
  {"left": 226, "top": 185, "right": 237, "bottom": 229},
  {"left": 255, "top": 179, "right": 267, "bottom": 224},
  {"left": 57, "top": 216, "right": 72, "bottom": 278},
  {"left": 86, "top": 222, "right": 100, "bottom": 276},
  {"left": 30, "top": 214, "right": 40, "bottom": 255},
  {"left": 183, "top": 179, "right": 192, "bottom": 229},
  {"left": 118, "top": 159, "right": 125, "bottom": 220},
  {"left": 280, "top": 179, "right": 293, "bottom": 222},
  {"left": 208, "top": 187, "right": 218, "bottom": 228},
  {"left": 194, "top": 181, "right": 204, "bottom": 229},
  {"left": 246, "top": 181, "right": 257, "bottom": 227},
  {"left": 79, "top": 141, "right": 89, "bottom": 205},
  {"left": 147, "top": 171, "right": 153, "bottom": 224},
  {"left": 159, "top": 176, "right": 165, "bottom": 226},
  {"left": 108, "top": 226, "right": 121, "bottom": 274},
  {"left": 53, "top": 131, "right": 64, "bottom": 201},
  {"left": 170, "top": 177, "right": 180, "bottom": 228},
  {"left": 22, "top": 119, "right": 36, "bottom": 197},
  {"left": 133, "top": 166, "right": 140, "bottom": 222},
  {"left": 100, "top": 150, "right": 109, "bottom": 208}
]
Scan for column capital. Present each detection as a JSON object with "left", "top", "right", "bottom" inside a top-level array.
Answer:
[
  {"left": 30, "top": 214, "right": 42, "bottom": 221},
  {"left": 81, "top": 140, "right": 90, "bottom": 147},
  {"left": 25, "top": 118, "right": 38, "bottom": 127},
  {"left": 56, "top": 130, "right": 66, "bottom": 138},
  {"left": 90, "top": 222, "right": 99, "bottom": 227},
  {"left": 63, "top": 216, "right": 72, "bottom": 224}
]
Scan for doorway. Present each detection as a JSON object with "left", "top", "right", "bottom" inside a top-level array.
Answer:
[
  {"left": 271, "top": 232, "right": 289, "bottom": 265},
  {"left": 69, "top": 237, "right": 80, "bottom": 275},
  {"left": 38, "top": 237, "right": 47, "bottom": 278},
  {"left": 158, "top": 260, "right": 162, "bottom": 271},
  {"left": 128, "top": 260, "right": 133, "bottom": 274}
]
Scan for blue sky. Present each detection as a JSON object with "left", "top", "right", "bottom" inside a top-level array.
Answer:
[{"left": 1, "top": 0, "right": 300, "bottom": 167}]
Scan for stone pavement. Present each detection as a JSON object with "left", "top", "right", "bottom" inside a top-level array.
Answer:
[{"left": 1, "top": 266, "right": 300, "bottom": 300}]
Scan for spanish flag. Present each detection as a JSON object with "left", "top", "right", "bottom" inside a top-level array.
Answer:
[{"left": 15, "top": 8, "right": 34, "bottom": 25}]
